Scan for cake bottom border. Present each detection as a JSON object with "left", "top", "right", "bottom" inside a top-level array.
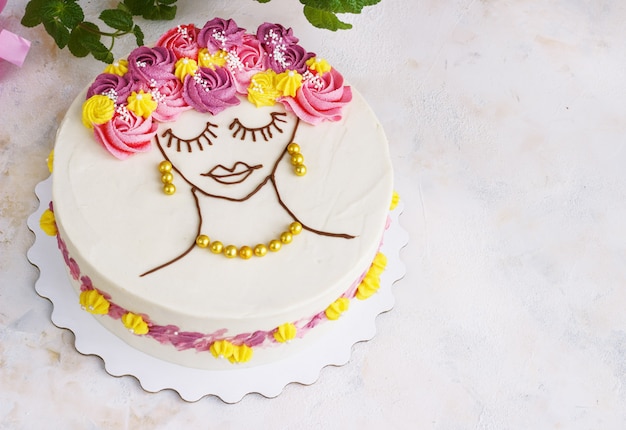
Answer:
[{"left": 27, "top": 176, "right": 408, "bottom": 403}]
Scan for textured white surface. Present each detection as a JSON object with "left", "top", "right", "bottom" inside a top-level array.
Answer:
[{"left": 3, "top": 0, "right": 626, "bottom": 428}]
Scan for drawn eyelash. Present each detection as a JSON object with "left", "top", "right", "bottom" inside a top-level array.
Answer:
[
  {"left": 228, "top": 112, "right": 287, "bottom": 142},
  {"left": 161, "top": 122, "right": 218, "bottom": 152}
]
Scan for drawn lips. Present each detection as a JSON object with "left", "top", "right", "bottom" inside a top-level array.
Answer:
[{"left": 201, "top": 162, "right": 262, "bottom": 185}]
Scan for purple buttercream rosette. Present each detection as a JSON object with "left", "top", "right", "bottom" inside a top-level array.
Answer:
[{"left": 182, "top": 66, "right": 240, "bottom": 115}]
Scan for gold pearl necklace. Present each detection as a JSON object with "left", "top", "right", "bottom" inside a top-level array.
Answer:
[{"left": 195, "top": 221, "right": 303, "bottom": 259}]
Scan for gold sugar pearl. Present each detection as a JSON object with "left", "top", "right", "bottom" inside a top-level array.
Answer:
[
  {"left": 268, "top": 240, "right": 282, "bottom": 252},
  {"left": 287, "top": 142, "right": 300, "bottom": 155},
  {"left": 161, "top": 172, "right": 174, "bottom": 184},
  {"left": 210, "top": 241, "right": 224, "bottom": 254},
  {"left": 163, "top": 183, "right": 176, "bottom": 195},
  {"left": 159, "top": 160, "right": 172, "bottom": 173},
  {"left": 224, "top": 245, "right": 238, "bottom": 258},
  {"left": 239, "top": 246, "right": 253, "bottom": 260},
  {"left": 294, "top": 164, "right": 307, "bottom": 176},
  {"left": 290, "top": 153, "right": 304, "bottom": 166},
  {"left": 197, "top": 222, "right": 303, "bottom": 259},
  {"left": 289, "top": 222, "right": 303, "bottom": 235},
  {"left": 280, "top": 231, "right": 293, "bottom": 244},
  {"left": 196, "top": 234, "right": 210, "bottom": 248},
  {"left": 254, "top": 244, "right": 268, "bottom": 257}
]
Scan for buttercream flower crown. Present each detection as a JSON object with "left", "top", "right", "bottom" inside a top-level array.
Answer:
[{"left": 81, "top": 17, "right": 352, "bottom": 160}]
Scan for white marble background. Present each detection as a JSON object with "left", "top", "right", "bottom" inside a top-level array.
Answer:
[{"left": 2, "top": 0, "right": 626, "bottom": 428}]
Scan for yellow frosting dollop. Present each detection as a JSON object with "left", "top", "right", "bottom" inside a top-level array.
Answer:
[
  {"left": 126, "top": 90, "right": 158, "bottom": 119},
  {"left": 390, "top": 191, "right": 400, "bottom": 210},
  {"left": 356, "top": 271, "right": 380, "bottom": 300},
  {"left": 174, "top": 57, "right": 199, "bottom": 81},
  {"left": 210, "top": 339, "right": 235, "bottom": 359},
  {"left": 79, "top": 290, "right": 110, "bottom": 315},
  {"left": 82, "top": 95, "right": 115, "bottom": 129},
  {"left": 369, "top": 252, "right": 388, "bottom": 277},
  {"left": 356, "top": 253, "right": 388, "bottom": 300},
  {"left": 103, "top": 59, "right": 128, "bottom": 76},
  {"left": 273, "top": 322, "right": 297, "bottom": 343},
  {"left": 39, "top": 208, "right": 57, "bottom": 236},
  {"left": 325, "top": 297, "right": 350, "bottom": 320},
  {"left": 121, "top": 312, "right": 149, "bottom": 335},
  {"left": 306, "top": 57, "right": 331, "bottom": 75},
  {"left": 247, "top": 70, "right": 280, "bottom": 107},
  {"left": 228, "top": 344, "right": 253, "bottom": 363},
  {"left": 198, "top": 48, "right": 227, "bottom": 69},
  {"left": 275, "top": 70, "right": 302, "bottom": 98},
  {"left": 47, "top": 149, "right": 54, "bottom": 173}
]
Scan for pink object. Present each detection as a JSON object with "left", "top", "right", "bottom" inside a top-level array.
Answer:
[{"left": 0, "top": 0, "right": 31, "bottom": 68}]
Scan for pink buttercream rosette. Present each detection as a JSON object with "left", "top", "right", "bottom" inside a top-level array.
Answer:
[{"left": 81, "top": 17, "right": 352, "bottom": 159}]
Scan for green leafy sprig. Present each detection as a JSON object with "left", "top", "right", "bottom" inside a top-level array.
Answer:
[{"left": 21, "top": 0, "right": 381, "bottom": 63}]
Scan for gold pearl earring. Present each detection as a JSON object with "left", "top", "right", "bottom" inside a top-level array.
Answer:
[
  {"left": 287, "top": 143, "right": 306, "bottom": 176},
  {"left": 158, "top": 160, "right": 176, "bottom": 195}
]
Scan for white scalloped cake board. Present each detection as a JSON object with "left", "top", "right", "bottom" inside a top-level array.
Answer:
[{"left": 27, "top": 176, "right": 407, "bottom": 403}]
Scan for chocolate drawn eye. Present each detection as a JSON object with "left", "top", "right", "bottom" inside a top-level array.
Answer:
[
  {"left": 161, "top": 122, "right": 218, "bottom": 152},
  {"left": 228, "top": 112, "right": 287, "bottom": 142}
]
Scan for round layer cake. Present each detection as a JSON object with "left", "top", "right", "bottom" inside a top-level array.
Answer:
[{"left": 51, "top": 18, "right": 393, "bottom": 369}]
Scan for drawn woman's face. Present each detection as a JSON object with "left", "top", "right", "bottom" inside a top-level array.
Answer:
[{"left": 156, "top": 98, "right": 299, "bottom": 201}]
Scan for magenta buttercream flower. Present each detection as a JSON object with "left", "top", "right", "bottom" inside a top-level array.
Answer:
[
  {"left": 127, "top": 46, "right": 176, "bottom": 89},
  {"left": 151, "top": 78, "right": 192, "bottom": 122},
  {"left": 256, "top": 23, "right": 299, "bottom": 48},
  {"left": 155, "top": 24, "right": 200, "bottom": 60},
  {"left": 87, "top": 73, "right": 133, "bottom": 105},
  {"left": 257, "top": 23, "right": 313, "bottom": 74},
  {"left": 93, "top": 109, "right": 158, "bottom": 159},
  {"left": 280, "top": 68, "right": 352, "bottom": 125},
  {"left": 198, "top": 17, "right": 246, "bottom": 53},
  {"left": 182, "top": 66, "right": 239, "bottom": 115},
  {"left": 229, "top": 33, "right": 267, "bottom": 94},
  {"left": 264, "top": 43, "right": 314, "bottom": 74}
]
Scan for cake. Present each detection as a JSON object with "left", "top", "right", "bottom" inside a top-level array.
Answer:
[{"left": 45, "top": 18, "right": 395, "bottom": 369}]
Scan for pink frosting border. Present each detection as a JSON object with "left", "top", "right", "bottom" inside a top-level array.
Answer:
[{"left": 52, "top": 200, "right": 390, "bottom": 358}]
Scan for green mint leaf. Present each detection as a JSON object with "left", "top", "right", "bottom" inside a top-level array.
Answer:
[
  {"left": 91, "top": 47, "right": 115, "bottom": 64},
  {"left": 81, "top": 37, "right": 114, "bottom": 63},
  {"left": 158, "top": 0, "right": 178, "bottom": 5},
  {"left": 123, "top": 0, "right": 151, "bottom": 16},
  {"left": 254, "top": 0, "right": 273, "bottom": 3},
  {"left": 300, "top": 0, "right": 380, "bottom": 14},
  {"left": 68, "top": 21, "right": 101, "bottom": 58},
  {"left": 303, "top": 5, "right": 352, "bottom": 31},
  {"left": 40, "top": 0, "right": 84, "bottom": 28},
  {"left": 116, "top": 2, "right": 132, "bottom": 14},
  {"left": 143, "top": 4, "right": 176, "bottom": 21},
  {"left": 133, "top": 24, "right": 145, "bottom": 46},
  {"left": 100, "top": 9, "right": 134, "bottom": 31},
  {"left": 68, "top": 26, "right": 93, "bottom": 57},
  {"left": 43, "top": 19, "right": 71, "bottom": 48},
  {"left": 21, "top": 0, "right": 46, "bottom": 27}
]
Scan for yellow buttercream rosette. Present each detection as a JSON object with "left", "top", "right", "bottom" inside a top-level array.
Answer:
[
  {"left": 228, "top": 344, "right": 253, "bottom": 363},
  {"left": 126, "top": 90, "right": 158, "bottom": 119},
  {"left": 198, "top": 48, "right": 227, "bottom": 69},
  {"left": 103, "top": 59, "right": 128, "bottom": 76},
  {"left": 82, "top": 95, "right": 115, "bottom": 129},
  {"left": 39, "top": 208, "right": 57, "bottom": 236},
  {"left": 210, "top": 339, "right": 235, "bottom": 359},
  {"left": 174, "top": 57, "right": 199, "bottom": 81},
  {"left": 306, "top": 57, "right": 331, "bottom": 75},
  {"left": 273, "top": 322, "right": 297, "bottom": 343},
  {"left": 325, "top": 297, "right": 350, "bottom": 320},
  {"left": 121, "top": 312, "right": 149, "bottom": 335},
  {"left": 275, "top": 70, "right": 302, "bottom": 98},
  {"left": 79, "top": 290, "right": 110, "bottom": 315},
  {"left": 247, "top": 70, "right": 280, "bottom": 107}
]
